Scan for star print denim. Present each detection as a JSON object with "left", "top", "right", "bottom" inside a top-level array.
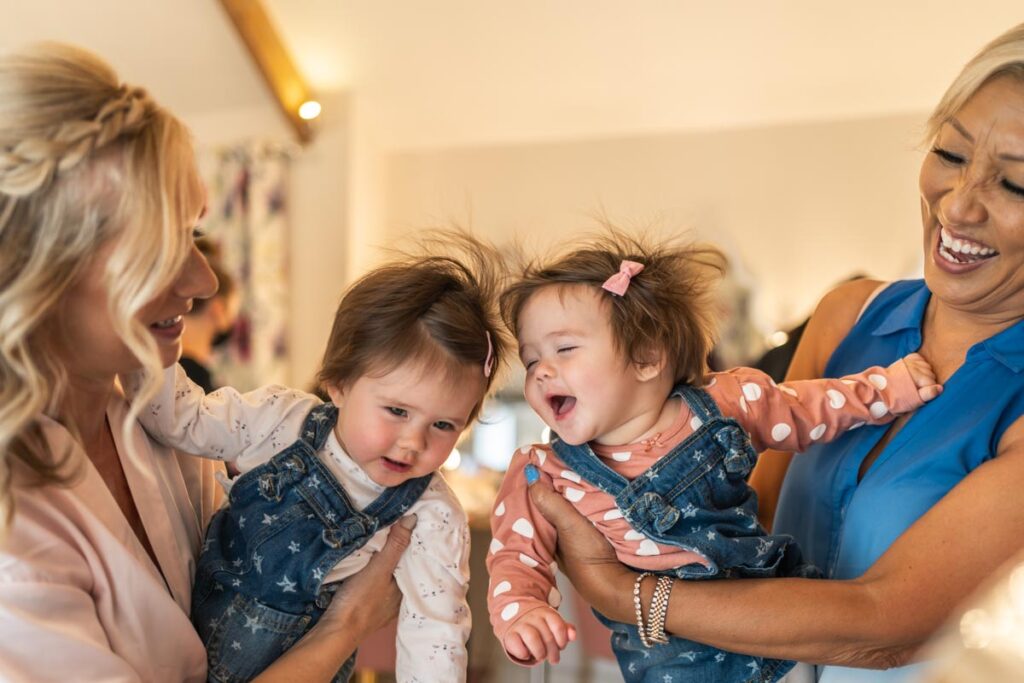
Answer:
[
  {"left": 191, "top": 403, "right": 432, "bottom": 683},
  {"left": 550, "top": 384, "right": 819, "bottom": 683}
]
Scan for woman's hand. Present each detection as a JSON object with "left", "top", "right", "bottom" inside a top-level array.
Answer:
[
  {"left": 527, "top": 472, "right": 635, "bottom": 623},
  {"left": 318, "top": 514, "right": 415, "bottom": 637},
  {"left": 253, "top": 515, "right": 417, "bottom": 682}
]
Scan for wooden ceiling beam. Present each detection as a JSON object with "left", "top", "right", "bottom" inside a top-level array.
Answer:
[{"left": 218, "top": 0, "right": 315, "bottom": 143}]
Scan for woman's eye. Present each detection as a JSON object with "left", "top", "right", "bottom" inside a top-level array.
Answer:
[
  {"left": 1002, "top": 179, "right": 1024, "bottom": 198},
  {"left": 433, "top": 421, "right": 456, "bottom": 432},
  {"left": 192, "top": 227, "right": 206, "bottom": 241},
  {"left": 931, "top": 146, "right": 965, "bottom": 165},
  {"left": 386, "top": 406, "right": 407, "bottom": 417}
]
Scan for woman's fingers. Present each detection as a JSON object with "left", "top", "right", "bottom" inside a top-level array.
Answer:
[
  {"left": 371, "top": 514, "right": 416, "bottom": 570},
  {"left": 322, "top": 515, "right": 417, "bottom": 635},
  {"left": 528, "top": 475, "right": 635, "bottom": 620},
  {"left": 528, "top": 478, "right": 617, "bottom": 561}
]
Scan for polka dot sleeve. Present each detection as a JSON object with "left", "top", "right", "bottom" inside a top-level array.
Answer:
[
  {"left": 708, "top": 359, "right": 924, "bottom": 453},
  {"left": 486, "top": 447, "right": 561, "bottom": 660}
]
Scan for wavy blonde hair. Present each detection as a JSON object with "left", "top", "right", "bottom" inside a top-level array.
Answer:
[
  {"left": 926, "top": 22, "right": 1024, "bottom": 141},
  {"left": 0, "top": 43, "right": 203, "bottom": 524}
]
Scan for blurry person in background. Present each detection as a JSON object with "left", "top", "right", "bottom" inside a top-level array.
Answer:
[
  {"left": 754, "top": 274, "right": 867, "bottom": 383},
  {"left": 180, "top": 239, "right": 239, "bottom": 393}
]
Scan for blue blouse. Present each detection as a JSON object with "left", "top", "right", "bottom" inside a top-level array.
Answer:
[{"left": 773, "top": 279, "right": 1024, "bottom": 682}]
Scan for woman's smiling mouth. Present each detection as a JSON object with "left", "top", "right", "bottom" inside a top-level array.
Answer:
[{"left": 938, "top": 225, "right": 999, "bottom": 265}]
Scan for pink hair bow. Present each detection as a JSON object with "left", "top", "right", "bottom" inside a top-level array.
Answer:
[{"left": 601, "top": 260, "right": 645, "bottom": 296}]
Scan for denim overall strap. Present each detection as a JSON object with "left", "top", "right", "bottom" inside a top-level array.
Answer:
[
  {"left": 360, "top": 473, "right": 433, "bottom": 528},
  {"left": 676, "top": 382, "right": 721, "bottom": 423},
  {"left": 673, "top": 383, "right": 757, "bottom": 477},
  {"left": 548, "top": 436, "right": 630, "bottom": 497},
  {"left": 296, "top": 401, "right": 430, "bottom": 528},
  {"left": 298, "top": 402, "right": 338, "bottom": 450},
  {"left": 280, "top": 405, "right": 432, "bottom": 566}
]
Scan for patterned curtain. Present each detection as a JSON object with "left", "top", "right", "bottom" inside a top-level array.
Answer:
[{"left": 199, "top": 142, "right": 292, "bottom": 390}]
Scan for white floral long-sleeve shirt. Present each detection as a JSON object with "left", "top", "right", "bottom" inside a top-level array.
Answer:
[{"left": 126, "top": 365, "right": 471, "bottom": 683}]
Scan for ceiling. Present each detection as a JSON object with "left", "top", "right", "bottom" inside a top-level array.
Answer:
[
  {"left": 4, "top": 1, "right": 1023, "bottom": 148},
  {"left": 2, "top": 1, "right": 269, "bottom": 119}
]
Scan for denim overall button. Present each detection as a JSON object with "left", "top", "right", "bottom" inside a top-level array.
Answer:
[
  {"left": 635, "top": 492, "right": 680, "bottom": 533},
  {"left": 715, "top": 425, "right": 753, "bottom": 474},
  {"left": 323, "top": 518, "right": 367, "bottom": 548},
  {"left": 257, "top": 473, "right": 280, "bottom": 501},
  {"left": 284, "top": 453, "right": 306, "bottom": 473}
]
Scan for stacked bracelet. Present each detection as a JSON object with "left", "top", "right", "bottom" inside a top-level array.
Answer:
[
  {"left": 633, "top": 572, "right": 674, "bottom": 648},
  {"left": 646, "top": 576, "right": 673, "bottom": 645},
  {"left": 633, "top": 572, "right": 654, "bottom": 647}
]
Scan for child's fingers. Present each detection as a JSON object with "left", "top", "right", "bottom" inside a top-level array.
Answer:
[
  {"left": 543, "top": 611, "right": 574, "bottom": 650},
  {"left": 904, "top": 353, "right": 939, "bottom": 389},
  {"left": 567, "top": 624, "right": 577, "bottom": 642},
  {"left": 516, "top": 623, "right": 550, "bottom": 664},
  {"left": 503, "top": 632, "right": 532, "bottom": 663},
  {"left": 540, "top": 625, "right": 562, "bottom": 665},
  {"left": 918, "top": 384, "right": 943, "bottom": 402}
]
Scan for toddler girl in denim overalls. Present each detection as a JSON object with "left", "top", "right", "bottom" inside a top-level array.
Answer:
[
  {"left": 486, "top": 232, "right": 942, "bottom": 682},
  {"left": 128, "top": 238, "right": 509, "bottom": 683}
]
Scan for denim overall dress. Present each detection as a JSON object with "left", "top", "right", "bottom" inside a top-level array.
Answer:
[
  {"left": 550, "top": 384, "right": 817, "bottom": 683},
  {"left": 191, "top": 403, "right": 432, "bottom": 683}
]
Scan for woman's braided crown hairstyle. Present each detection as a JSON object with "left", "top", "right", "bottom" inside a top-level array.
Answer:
[{"left": 0, "top": 43, "right": 203, "bottom": 524}]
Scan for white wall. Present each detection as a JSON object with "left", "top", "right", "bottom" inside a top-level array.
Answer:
[
  {"left": 184, "top": 102, "right": 931, "bottom": 388},
  {"left": 382, "top": 112, "right": 928, "bottom": 335}
]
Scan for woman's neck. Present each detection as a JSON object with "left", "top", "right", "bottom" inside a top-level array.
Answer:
[
  {"left": 58, "top": 374, "right": 117, "bottom": 455},
  {"left": 921, "top": 298, "right": 1023, "bottom": 382},
  {"left": 181, "top": 322, "right": 214, "bottom": 365}
]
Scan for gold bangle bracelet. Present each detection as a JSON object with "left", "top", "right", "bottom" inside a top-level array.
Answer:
[{"left": 646, "top": 575, "right": 673, "bottom": 645}]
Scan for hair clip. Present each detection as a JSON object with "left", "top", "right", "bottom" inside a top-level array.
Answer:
[
  {"left": 602, "top": 260, "right": 645, "bottom": 296},
  {"left": 484, "top": 331, "right": 495, "bottom": 378}
]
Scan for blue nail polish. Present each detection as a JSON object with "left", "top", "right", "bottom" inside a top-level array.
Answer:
[{"left": 524, "top": 464, "right": 540, "bottom": 485}]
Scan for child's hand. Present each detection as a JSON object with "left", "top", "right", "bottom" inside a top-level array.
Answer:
[
  {"left": 903, "top": 352, "right": 942, "bottom": 402},
  {"left": 503, "top": 605, "right": 577, "bottom": 666}
]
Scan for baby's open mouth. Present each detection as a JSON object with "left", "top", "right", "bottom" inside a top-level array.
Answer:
[
  {"left": 939, "top": 226, "right": 999, "bottom": 265},
  {"left": 548, "top": 395, "right": 577, "bottom": 418},
  {"left": 381, "top": 457, "right": 412, "bottom": 472}
]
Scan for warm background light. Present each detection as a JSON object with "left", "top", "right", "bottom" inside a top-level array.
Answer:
[
  {"left": 442, "top": 447, "right": 462, "bottom": 471},
  {"left": 298, "top": 99, "right": 321, "bottom": 120}
]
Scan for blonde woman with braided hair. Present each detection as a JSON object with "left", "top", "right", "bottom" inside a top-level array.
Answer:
[{"left": 0, "top": 43, "right": 414, "bottom": 682}]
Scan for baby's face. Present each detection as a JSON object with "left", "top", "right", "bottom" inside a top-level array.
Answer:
[
  {"left": 517, "top": 285, "right": 651, "bottom": 446},
  {"left": 327, "top": 360, "right": 484, "bottom": 487}
]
